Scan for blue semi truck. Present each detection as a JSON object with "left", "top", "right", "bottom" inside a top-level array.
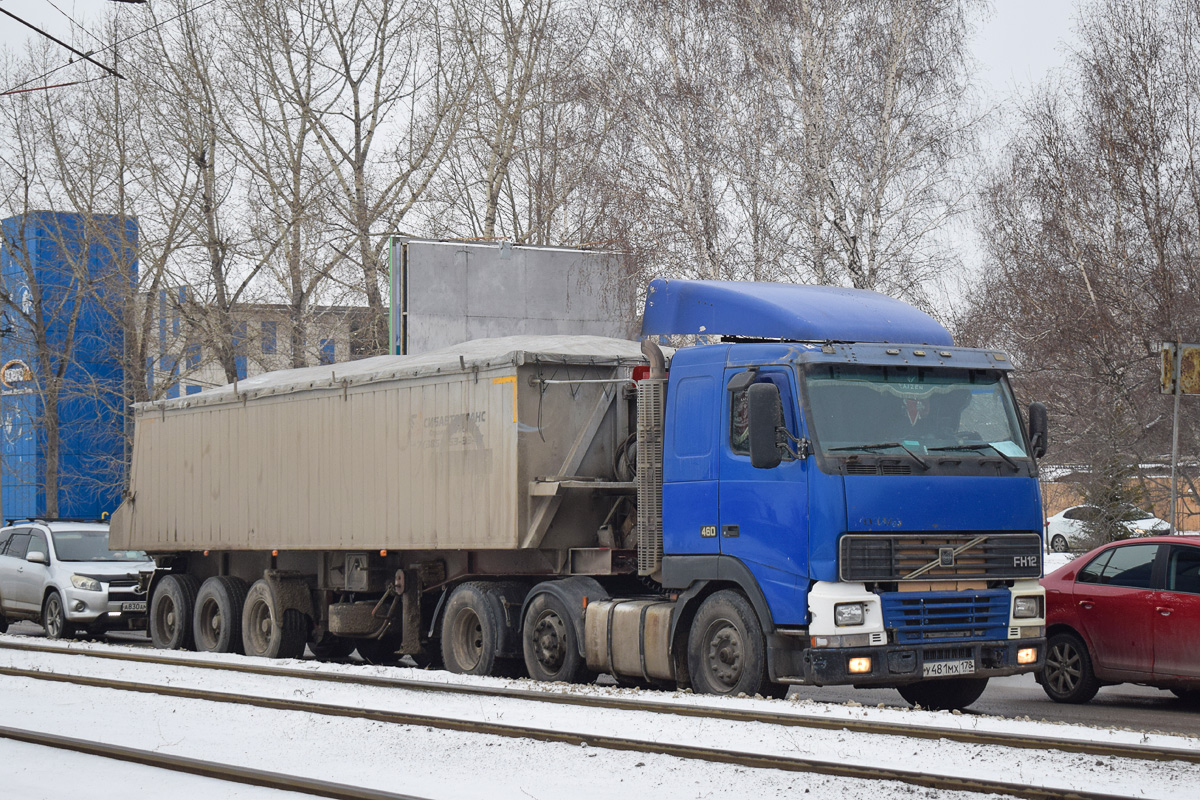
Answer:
[{"left": 117, "top": 278, "right": 1047, "bottom": 710}]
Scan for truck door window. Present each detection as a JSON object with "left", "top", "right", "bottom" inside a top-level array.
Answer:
[{"left": 729, "top": 372, "right": 793, "bottom": 456}]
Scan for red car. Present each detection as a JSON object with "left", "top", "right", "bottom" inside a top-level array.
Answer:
[{"left": 1039, "top": 535, "right": 1200, "bottom": 703}]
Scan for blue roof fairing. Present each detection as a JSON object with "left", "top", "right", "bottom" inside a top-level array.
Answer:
[{"left": 640, "top": 278, "right": 953, "bottom": 346}]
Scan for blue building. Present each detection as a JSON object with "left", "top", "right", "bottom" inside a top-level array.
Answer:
[{"left": 0, "top": 211, "right": 136, "bottom": 521}]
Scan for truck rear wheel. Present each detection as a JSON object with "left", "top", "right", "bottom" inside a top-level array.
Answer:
[
  {"left": 241, "top": 579, "right": 307, "bottom": 659},
  {"left": 441, "top": 582, "right": 521, "bottom": 677},
  {"left": 898, "top": 677, "right": 989, "bottom": 710},
  {"left": 193, "top": 576, "right": 248, "bottom": 654},
  {"left": 686, "top": 590, "right": 773, "bottom": 697},
  {"left": 522, "top": 592, "right": 589, "bottom": 683},
  {"left": 150, "top": 574, "right": 201, "bottom": 650}
]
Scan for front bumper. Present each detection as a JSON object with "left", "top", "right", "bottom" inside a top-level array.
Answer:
[
  {"left": 62, "top": 587, "right": 148, "bottom": 630},
  {"left": 795, "top": 637, "right": 1045, "bottom": 687}
]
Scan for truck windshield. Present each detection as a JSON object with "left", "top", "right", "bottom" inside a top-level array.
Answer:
[
  {"left": 51, "top": 530, "right": 147, "bottom": 562},
  {"left": 803, "top": 365, "right": 1028, "bottom": 460}
]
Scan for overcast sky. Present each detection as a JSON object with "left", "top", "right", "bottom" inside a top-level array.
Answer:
[{"left": 2, "top": 0, "right": 1081, "bottom": 99}]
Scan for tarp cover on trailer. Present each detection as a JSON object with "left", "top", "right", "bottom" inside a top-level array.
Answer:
[{"left": 143, "top": 335, "right": 648, "bottom": 410}]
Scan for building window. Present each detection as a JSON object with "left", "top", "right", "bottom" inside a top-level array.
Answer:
[
  {"left": 261, "top": 321, "right": 277, "bottom": 354},
  {"left": 319, "top": 338, "right": 335, "bottom": 365},
  {"left": 232, "top": 322, "right": 248, "bottom": 380}
]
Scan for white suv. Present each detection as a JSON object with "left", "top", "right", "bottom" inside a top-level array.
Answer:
[{"left": 0, "top": 520, "right": 155, "bottom": 639}]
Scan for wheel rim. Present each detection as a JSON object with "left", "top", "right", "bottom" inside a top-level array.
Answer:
[
  {"left": 45, "top": 595, "right": 63, "bottom": 638},
  {"left": 245, "top": 596, "right": 273, "bottom": 654},
  {"left": 531, "top": 609, "right": 568, "bottom": 674},
  {"left": 1045, "top": 640, "right": 1082, "bottom": 695},
  {"left": 196, "top": 596, "right": 222, "bottom": 650},
  {"left": 702, "top": 618, "right": 744, "bottom": 690},
  {"left": 154, "top": 594, "right": 179, "bottom": 642},
  {"left": 1052, "top": 536, "right": 1068, "bottom": 553},
  {"left": 449, "top": 607, "right": 483, "bottom": 671}
]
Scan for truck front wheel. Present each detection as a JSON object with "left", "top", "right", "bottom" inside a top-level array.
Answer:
[
  {"left": 687, "top": 590, "right": 775, "bottom": 697},
  {"left": 150, "top": 574, "right": 200, "bottom": 650},
  {"left": 898, "top": 677, "right": 989, "bottom": 710},
  {"left": 522, "top": 592, "right": 589, "bottom": 683}
]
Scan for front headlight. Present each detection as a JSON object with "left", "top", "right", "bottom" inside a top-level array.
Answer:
[
  {"left": 70, "top": 574, "right": 102, "bottom": 592},
  {"left": 1013, "top": 596, "right": 1042, "bottom": 619},
  {"left": 834, "top": 602, "right": 865, "bottom": 626}
]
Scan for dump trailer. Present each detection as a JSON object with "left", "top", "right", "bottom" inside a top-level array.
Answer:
[{"left": 112, "top": 280, "right": 1050, "bottom": 709}]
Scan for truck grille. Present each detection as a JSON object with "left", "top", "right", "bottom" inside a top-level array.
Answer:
[
  {"left": 839, "top": 533, "right": 1042, "bottom": 581},
  {"left": 882, "top": 591, "right": 1010, "bottom": 643},
  {"left": 846, "top": 463, "right": 913, "bottom": 475}
]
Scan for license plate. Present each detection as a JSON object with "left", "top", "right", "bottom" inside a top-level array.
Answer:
[
  {"left": 923, "top": 658, "right": 975, "bottom": 678},
  {"left": 121, "top": 601, "right": 147, "bottom": 613}
]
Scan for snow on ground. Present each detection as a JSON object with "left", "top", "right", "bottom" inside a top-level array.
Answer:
[
  {"left": 0, "top": 739, "right": 313, "bottom": 800},
  {"left": 1, "top": 637, "right": 1197, "bottom": 800}
]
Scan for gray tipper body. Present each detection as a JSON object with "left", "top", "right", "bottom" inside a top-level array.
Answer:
[{"left": 110, "top": 335, "right": 649, "bottom": 556}]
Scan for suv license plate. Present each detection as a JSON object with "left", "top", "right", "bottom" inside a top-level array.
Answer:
[
  {"left": 923, "top": 659, "right": 975, "bottom": 678},
  {"left": 121, "top": 601, "right": 147, "bottom": 613}
]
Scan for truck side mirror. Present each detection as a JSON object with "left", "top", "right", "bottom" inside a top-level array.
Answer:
[
  {"left": 1027, "top": 401, "right": 1048, "bottom": 459},
  {"left": 748, "top": 382, "right": 783, "bottom": 469}
]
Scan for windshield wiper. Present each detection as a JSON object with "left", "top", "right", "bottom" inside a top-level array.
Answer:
[
  {"left": 927, "top": 443, "right": 1020, "bottom": 471},
  {"left": 829, "top": 442, "right": 928, "bottom": 470}
]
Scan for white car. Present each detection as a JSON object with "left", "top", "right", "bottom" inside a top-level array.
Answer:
[
  {"left": 1044, "top": 504, "right": 1170, "bottom": 552},
  {"left": 0, "top": 520, "right": 155, "bottom": 639}
]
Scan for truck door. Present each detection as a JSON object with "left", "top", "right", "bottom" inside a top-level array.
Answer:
[{"left": 718, "top": 367, "right": 810, "bottom": 626}]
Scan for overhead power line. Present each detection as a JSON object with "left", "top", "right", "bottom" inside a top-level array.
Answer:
[
  {"left": 0, "top": 7, "right": 125, "bottom": 80},
  {"left": 2, "top": 0, "right": 218, "bottom": 96}
]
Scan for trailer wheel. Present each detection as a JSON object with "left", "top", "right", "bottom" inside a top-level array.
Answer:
[
  {"left": 441, "top": 582, "right": 507, "bottom": 676},
  {"left": 241, "top": 579, "right": 308, "bottom": 659},
  {"left": 686, "top": 590, "right": 772, "bottom": 697},
  {"left": 192, "top": 576, "right": 248, "bottom": 654},
  {"left": 898, "top": 677, "right": 989, "bottom": 710},
  {"left": 522, "top": 592, "right": 589, "bottom": 683},
  {"left": 150, "top": 574, "right": 201, "bottom": 650}
]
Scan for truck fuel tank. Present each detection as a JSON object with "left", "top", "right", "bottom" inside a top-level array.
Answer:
[{"left": 584, "top": 598, "right": 675, "bottom": 682}]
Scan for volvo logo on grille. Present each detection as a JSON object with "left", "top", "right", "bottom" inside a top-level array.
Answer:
[{"left": 939, "top": 547, "right": 955, "bottom": 567}]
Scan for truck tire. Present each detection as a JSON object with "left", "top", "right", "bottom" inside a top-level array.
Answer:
[
  {"left": 898, "top": 677, "right": 989, "bottom": 710},
  {"left": 150, "top": 574, "right": 201, "bottom": 650},
  {"left": 42, "top": 590, "right": 75, "bottom": 640},
  {"left": 241, "top": 579, "right": 308, "bottom": 659},
  {"left": 686, "top": 590, "right": 773, "bottom": 697},
  {"left": 441, "top": 582, "right": 516, "bottom": 676},
  {"left": 193, "top": 576, "right": 249, "bottom": 654},
  {"left": 522, "top": 591, "right": 590, "bottom": 683},
  {"left": 1041, "top": 631, "right": 1101, "bottom": 704}
]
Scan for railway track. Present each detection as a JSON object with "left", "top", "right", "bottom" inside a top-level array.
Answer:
[
  {"left": 1, "top": 637, "right": 1194, "bottom": 768},
  {"left": 0, "top": 724, "right": 431, "bottom": 800}
]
